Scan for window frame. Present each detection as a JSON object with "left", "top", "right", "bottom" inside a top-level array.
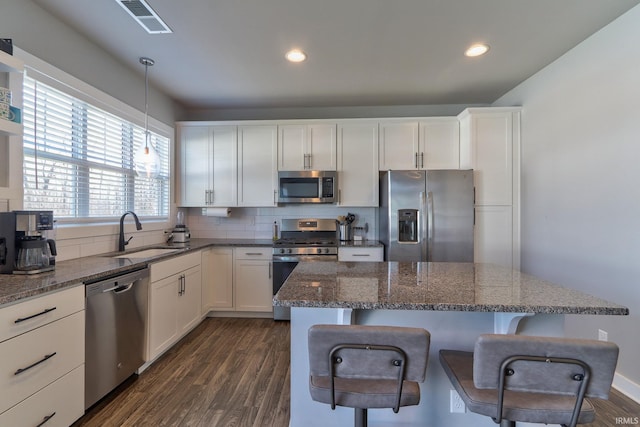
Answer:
[{"left": 16, "top": 48, "right": 174, "bottom": 237}]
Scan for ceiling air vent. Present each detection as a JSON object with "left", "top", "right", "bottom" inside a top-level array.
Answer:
[{"left": 115, "top": 0, "right": 172, "bottom": 34}]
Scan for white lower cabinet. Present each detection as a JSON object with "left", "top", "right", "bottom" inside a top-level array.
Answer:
[
  {"left": 202, "top": 247, "right": 234, "bottom": 311},
  {"left": 233, "top": 248, "right": 273, "bottom": 313},
  {"left": 0, "top": 366, "right": 84, "bottom": 427},
  {"left": 148, "top": 252, "right": 202, "bottom": 360},
  {"left": 0, "top": 285, "right": 84, "bottom": 426},
  {"left": 338, "top": 246, "right": 384, "bottom": 262}
]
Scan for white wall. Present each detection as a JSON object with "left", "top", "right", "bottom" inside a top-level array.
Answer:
[
  {"left": 494, "top": 5, "right": 640, "bottom": 395},
  {"left": 0, "top": 0, "right": 182, "bottom": 127}
]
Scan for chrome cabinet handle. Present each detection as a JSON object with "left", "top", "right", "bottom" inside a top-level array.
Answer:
[
  {"left": 420, "top": 152, "right": 424, "bottom": 168},
  {"left": 415, "top": 152, "right": 418, "bottom": 169},
  {"left": 36, "top": 412, "right": 56, "bottom": 427},
  {"left": 245, "top": 252, "right": 263, "bottom": 256},
  {"left": 352, "top": 254, "right": 370, "bottom": 257},
  {"left": 269, "top": 262, "right": 272, "bottom": 279},
  {"left": 14, "top": 352, "right": 57, "bottom": 375},
  {"left": 273, "top": 190, "right": 277, "bottom": 204},
  {"left": 14, "top": 307, "right": 56, "bottom": 324}
]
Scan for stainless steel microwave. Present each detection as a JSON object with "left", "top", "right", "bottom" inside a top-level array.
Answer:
[{"left": 278, "top": 171, "right": 338, "bottom": 204}]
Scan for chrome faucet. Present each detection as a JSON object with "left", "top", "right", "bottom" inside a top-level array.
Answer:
[{"left": 119, "top": 211, "right": 143, "bottom": 252}]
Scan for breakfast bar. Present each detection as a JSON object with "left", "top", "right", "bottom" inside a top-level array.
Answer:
[{"left": 274, "top": 262, "right": 629, "bottom": 427}]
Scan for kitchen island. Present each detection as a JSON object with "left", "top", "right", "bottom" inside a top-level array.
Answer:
[{"left": 273, "top": 262, "right": 629, "bottom": 427}]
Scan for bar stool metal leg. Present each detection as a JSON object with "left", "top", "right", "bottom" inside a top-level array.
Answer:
[
  {"left": 500, "top": 420, "right": 515, "bottom": 427},
  {"left": 355, "top": 408, "right": 367, "bottom": 427}
]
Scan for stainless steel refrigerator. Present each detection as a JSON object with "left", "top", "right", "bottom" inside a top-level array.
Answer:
[{"left": 379, "top": 170, "right": 474, "bottom": 262}]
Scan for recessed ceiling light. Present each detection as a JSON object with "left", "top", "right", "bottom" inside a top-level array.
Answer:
[
  {"left": 465, "top": 43, "right": 490, "bottom": 57},
  {"left": 286, "top": 49, "right": 307, "bottom": 63}
]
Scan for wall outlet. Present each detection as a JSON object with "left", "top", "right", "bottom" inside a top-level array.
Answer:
[
  {"left": 598, "top": 329, "right": 608, "bottom": 341},
  {"left": 450, "top": 390, "right": 466, "bottom": 413}
]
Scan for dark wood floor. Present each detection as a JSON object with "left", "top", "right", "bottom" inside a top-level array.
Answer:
[
  {"left": 74, "top": 317, "right": 638, "bottom": 427},
  {"left": 74, "top": 318, "right": 291, "bottom": 427}
]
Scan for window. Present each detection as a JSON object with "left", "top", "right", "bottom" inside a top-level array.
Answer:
[{"left": 22, "top": 75, "right": 170, "bottom": 220}]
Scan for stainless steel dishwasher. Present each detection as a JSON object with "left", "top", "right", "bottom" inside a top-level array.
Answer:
[{"left": 84, "top": 267, "right": 149, "bottom": 409}]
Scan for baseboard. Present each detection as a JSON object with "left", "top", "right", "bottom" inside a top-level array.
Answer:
[
  {"left": 206, "top": 311, "right": 273, "bottom": 319},
  {"left": 613, "top": 372, "right": 640, "bottom": 404}
]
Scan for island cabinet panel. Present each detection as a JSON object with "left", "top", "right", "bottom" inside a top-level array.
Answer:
[
  {"left": 148, "top": 252, "right": 202, "bottom": 360},
  {"left": 233, "top": 248, "right": 272, "bottom": 313},
  {"left": 238, "top": 125, "right": 278, "bottom": 207},
  {"left": 201, "top": 247, "right": 234, "bottom": 311},
  {"left": 337, "top": 121, "right": 379, "bottom": 207},
  {"left": 278, "top": 123, "right": 337, "bottom": 171}
]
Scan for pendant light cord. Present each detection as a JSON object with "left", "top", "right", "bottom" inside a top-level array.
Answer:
[{"left": 139, "top": 57, "right": 154, "bottom": 151}]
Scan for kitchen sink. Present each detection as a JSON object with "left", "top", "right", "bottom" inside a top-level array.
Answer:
[{"left": 111, "top": 248, "right": 182, "bottom": 258}]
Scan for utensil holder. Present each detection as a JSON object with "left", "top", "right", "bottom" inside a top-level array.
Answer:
[{"left": 339, "top": 224, "right": 352, "bottom": 241}]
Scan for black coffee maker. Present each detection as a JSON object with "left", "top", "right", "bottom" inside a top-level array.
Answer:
[{"left": 0, "top": 211, "right": 57, "bottom": 275}]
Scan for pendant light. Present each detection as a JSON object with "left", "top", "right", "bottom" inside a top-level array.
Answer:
[{"left": 135, "top": 56, "right": 161, "bottom": 178}]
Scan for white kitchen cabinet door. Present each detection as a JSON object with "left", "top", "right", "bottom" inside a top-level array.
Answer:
[
  {"left": 459, "top": 109, "right": 519, "bottom": 205},
  {"left": 420, "top": 118, "right": 460, "bottom": 169},
  {"left": 338, "top": 246, "right": 384, "bottom": 262},
  {"left": 378, "top": 121, "right": 419, "bottom": 170},
  {"left": 234, "top": 248, "right": 273, "bottom": 313},
  {"left": 210, "top": 126, "right": 238, "bottom": 206},
  {"left": 177, "top": 265, "right": 202, "bottom": 335},
  {"left": 474, "top": 205, "right": 513, "bottom": 269},
  {"left": 148, "top": 273, "right": 180, "bottom": 360},
  {"left": 278, "top": 125, "right": 307, "bottom": 170},
  {"left": 179, "top": 125, "right": 211, "bottom": 206},
  {"left": 179, "top": 125, "right": 237, "bottom": 207},
  {"left": 278, "top": 123, "right": 336, "bottom": 171},
  {"left": 201, "top": 247, "right": 234, "bottom": 311},
  {"left": 307, "top": 123, "right": 337, "bottom": 170},
  {"left": 337, "top": 122, "right": 379, "bottom": 207},
  {"left": 238, "top": 125, "right": 278, "bottom": 206}
]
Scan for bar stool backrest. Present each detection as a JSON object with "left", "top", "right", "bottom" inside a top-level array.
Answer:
[{"left": 473, "top": 334, "right": 619, "bottom": 399}]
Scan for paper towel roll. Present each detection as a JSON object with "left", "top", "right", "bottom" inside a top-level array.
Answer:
[{"left": 203, "top": 207, "right": 231, "bottom": 217}]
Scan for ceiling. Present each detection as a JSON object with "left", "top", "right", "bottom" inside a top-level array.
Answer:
[{"left": 33, "top": 0, "right": 638, "bottom": 110}]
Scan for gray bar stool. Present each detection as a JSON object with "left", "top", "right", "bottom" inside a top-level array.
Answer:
[
  {"left": 439, "top": 334, "right": 619, "bottom": 427},
  {"left": 308, "top": 324, "right": 430, "bottom": 427}
]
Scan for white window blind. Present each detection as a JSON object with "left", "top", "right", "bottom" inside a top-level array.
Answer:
[{"left": 22, "top": 76, "right": 170, "bottom": 220}]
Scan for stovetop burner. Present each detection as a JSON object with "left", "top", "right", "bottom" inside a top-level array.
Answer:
[
  {"left": 273, "top": 218, "right": 339, "bottom": 256},
  {"left": 273, "top": 238, "right": 337, "bottom": 247}
]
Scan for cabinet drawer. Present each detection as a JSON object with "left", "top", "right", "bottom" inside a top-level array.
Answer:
[
  {"left": 0, "top": 310, "right": 84, "bottom": 413},
  {"left": 338, "top": 247, "right": 384, "bottom": 262},
  {"left": 233, "top": 247, "right": 271, "bottom": 260},
  {"left": 150, "top": 251, "right": 201, "bottom": 282},
  {"left": 0, "top": 365, "right": 84, "bottom": 427},
  {"left": 0, "top": 285, "right": 84, "bottom": 343}
]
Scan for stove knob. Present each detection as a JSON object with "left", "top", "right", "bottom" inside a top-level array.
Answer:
[
  {"left": 279, "top": 248, "right": 285, "bottom": 254},
  {"left": 323, "top": 248, "right": 329, "bottom": 254},
  {"left": 317, "top": 248, "right": 322, "bottom": 254},
  {"left": 287, "top": 248, "right": 293, "bottom": 254}
]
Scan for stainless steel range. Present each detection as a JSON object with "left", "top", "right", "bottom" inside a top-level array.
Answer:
[{"left": 272, "top": 218, "right": 338, "bottom": 320}]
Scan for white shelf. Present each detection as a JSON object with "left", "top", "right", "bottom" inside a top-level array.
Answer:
[
  {"left": 0, "top": 50, "right": 23, "bottom": 74},
  {"left": 0, "top": 117, "right": 22, "bottom": 136}
]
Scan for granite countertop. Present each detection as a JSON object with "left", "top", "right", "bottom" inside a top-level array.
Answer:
[
  {"left": 0, "top": 238, "right": 273, "bottom": 306},
  {"left": 273, "top": 261, "right": 629, "bottom": 315}
]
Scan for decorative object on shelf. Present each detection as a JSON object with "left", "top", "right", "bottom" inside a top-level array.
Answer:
[
  {"left": 0, "top": 38, "right": 12, "bottom": 55},
  {"left": 9, "top": 105, "right": 20, "bottom": 123},
  {"left": 134, "top": 56, "right": 161, "bottom": 178}
]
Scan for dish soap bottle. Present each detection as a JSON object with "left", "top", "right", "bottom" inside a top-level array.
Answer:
[{"left": 273, "top": 221, "right": 279, "bottom": 240}]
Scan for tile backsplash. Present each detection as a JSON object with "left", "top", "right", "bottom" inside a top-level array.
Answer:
[{"left": 186, "top": 206, "right": 378, "bottom": 241}]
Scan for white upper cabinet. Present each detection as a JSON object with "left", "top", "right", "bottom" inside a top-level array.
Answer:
[
  {"left": 420, "top": 118, "right": 460, "bottom": 169},
  {"left": 378, "top": 121, "right": 419, "bottom": 170},
  {"left": 238, "top": 125, "right": 278, "bottom": 206},
  {"left": 178, "top": 124, "right": 237, "bottom": 207},
  {"left": 278, "top": 123, "right": 336, "bottom": 170},
  {"left": 379, "top": 118, "right": 459, "bottom": 170},
  {"left": 337, "top": 121, "right": 379, "bottom": 207},
  {"left": 459, "top": 108, "right": 520, "bottom": 206}
]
